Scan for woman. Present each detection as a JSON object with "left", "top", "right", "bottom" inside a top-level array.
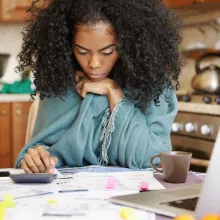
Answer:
[{"left": 15, "top": 0, "right": 182, "bottom": 173}]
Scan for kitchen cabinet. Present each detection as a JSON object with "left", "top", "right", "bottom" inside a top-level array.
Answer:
[
  {"left": 164, "top": 0, "right": 194, "bottom": 8},
  {"left": 0, "top": 103, "right": 12, "bottom": 168},
  {"left": 0, "top": 0, "right": 31, "bottom": 22},
  {"left": 182, "top": 49, "right": 220, "bottom": 59},
  {"left": 12, "top": 102, "right": 32, "bottom": 164},
  {"left": 0, "top": 101, "right": 32, "bottom": 168},
  {"left": 0, "top": 0, "right": 51, "bottom": 22},
  {"left": 164, "top": 0, "right": 220, "bottom": 8}
]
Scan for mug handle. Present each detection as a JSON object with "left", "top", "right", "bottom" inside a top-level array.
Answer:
[{"left": 150, "top": 154, "right": 163, "bottom": 173}]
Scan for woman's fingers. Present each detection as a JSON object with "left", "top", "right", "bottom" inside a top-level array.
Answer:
[
  {"left": 23, "top": 153, "right": 40, "bottom": 173},
  {"left": 35, "top": 146, "right": 52, "bottom": 173},
  {"left": 76, "top": 78, "right": 87, "bottom": 93},
  {"left": 50, "top": 156, "right": 58, "bottom": 167},
  {"left": 76, "top": 78, "right": 91, "bottom": 97},
  {"left": 75, "top": 70, "right": 84, "bottom": 82},
  {"left": 75, "top": 70, "right": 86, "bottom": 82},
  {"left": 27, "top": 148, "right": 46, "bottom": 173},
  {"left": 22, "top": 146, "right": 59, "bottom": 174},
  {"left": 21, "top": 160, "right": 33, "bottom": 174}
]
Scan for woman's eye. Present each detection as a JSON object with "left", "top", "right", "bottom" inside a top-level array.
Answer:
[
  {"left": 78, "top": 51, "right": 88, "bottom": 55},
  {"left": 102, "top": 51, "right": 113, "bottom": 56}
]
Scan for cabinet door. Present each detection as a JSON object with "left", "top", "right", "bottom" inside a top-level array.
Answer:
[
  {"left": 164, "top": 0, "right": 220, "bottom": 8},
  {"left": 12, "top": 102, "right": 32, "bottom": 165},
  {"left": 163, "top": 0, "right": 194, "bottom": 8},
  {"left": 195, "top": 0, "right": 220, "bottom": 2},
  {"left": 0, "top": 103, "right": 12, "bottom": 168},
  {"left": 0, "top": 0, "right": 30, "bottom": 21},
  {"left": 0, "top": 0, "right": 51, "bottom": 22}
]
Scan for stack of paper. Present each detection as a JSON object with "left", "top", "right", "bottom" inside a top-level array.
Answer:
[{"left": 0, "top": 168, "right": 162, "bottom": 220}]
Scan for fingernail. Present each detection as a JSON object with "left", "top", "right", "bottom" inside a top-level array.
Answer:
[
  {"left": 50, "top": 158, "right": 55, "bottom": 167},
  {"left": 49, "top": 168, "right": 54, "bottom": 174}
]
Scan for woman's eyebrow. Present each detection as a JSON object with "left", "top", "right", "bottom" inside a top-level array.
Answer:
[{"left": 74, "top": 44, "right": 116, "bottom": 52}]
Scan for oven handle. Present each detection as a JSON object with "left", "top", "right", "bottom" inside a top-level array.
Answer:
[{"left": 191, "top": 158, "right": 209, "bottom": 167}]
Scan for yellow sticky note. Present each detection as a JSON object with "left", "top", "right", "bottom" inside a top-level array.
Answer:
[
  {"left": 46, "top": 199, "right": 58, "bottom": 205},
  {"left": 0, "top": 202, "right": 6, "bottom": 220},
  {"left": 120, "top": 207, "right": 137, "bottom": 220},
  {"left": 3, "top": 194, "right": 15, "bottom": 208}
]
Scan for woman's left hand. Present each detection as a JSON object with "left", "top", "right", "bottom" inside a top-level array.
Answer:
[{"left": 75, "top": 70, "right": 118, "bottom": 98}]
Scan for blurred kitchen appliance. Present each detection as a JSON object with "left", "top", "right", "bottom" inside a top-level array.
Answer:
[
  {"left": 172, "top": 92, "right": 220, "bottom": 172},
  {"left": 191, "top": 53, "right": 220, "bottom": 94}
]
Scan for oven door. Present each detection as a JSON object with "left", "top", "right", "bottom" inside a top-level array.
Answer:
[{"left": 171, "top": 134, "right": 214, "bottom": 172}]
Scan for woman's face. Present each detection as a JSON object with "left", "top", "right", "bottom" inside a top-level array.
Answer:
[{"left": 72, "top": 22, "right": 118, "bottom": 82}]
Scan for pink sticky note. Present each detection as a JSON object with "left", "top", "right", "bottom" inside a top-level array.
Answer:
[
  {"left": 140, "top": 181, "right": 149, "bottom": 191},
  {"left": 106, "top": 176, "right": 116, "bottom": 190}
]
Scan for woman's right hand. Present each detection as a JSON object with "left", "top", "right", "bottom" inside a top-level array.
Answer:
[{"left": 21, "top": 146, "right": 58, "bottom": 174}]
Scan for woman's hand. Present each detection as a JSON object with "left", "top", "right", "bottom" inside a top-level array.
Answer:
[
  {"left": 75, "top": 70, "right": 124, "bottom": 111},
  {"left": 21, "top": 146, "right": 58, "bottom": 174},
  {"left": 75, "top": 70, "right": 114, "bottom": 98}
]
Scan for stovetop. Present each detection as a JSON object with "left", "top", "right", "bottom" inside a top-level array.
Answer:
[{"left": 177, "top": 92, "right": 220, "bottom": 105}]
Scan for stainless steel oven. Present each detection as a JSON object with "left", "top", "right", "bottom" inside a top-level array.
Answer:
[{"left": 171, "top": 93, "right": 220, "bottom": 172}]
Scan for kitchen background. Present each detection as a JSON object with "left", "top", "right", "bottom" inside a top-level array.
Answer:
[{"left": 0, "top": 0, "right": 220, "bottom": 170}]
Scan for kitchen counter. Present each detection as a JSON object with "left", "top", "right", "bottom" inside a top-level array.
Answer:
[
  {"left": 0, "top": 94, "right": 34, "bottom": 102},
  {"left": 178, "top": 102, "right": 220, "bottom": 116},
  {"left": 1, "top": 94, "right": 219, "bottom": 115}
]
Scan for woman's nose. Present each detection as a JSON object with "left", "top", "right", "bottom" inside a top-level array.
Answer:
[{"left": 88, "top": 55, "right": 102, "bottom": 69}]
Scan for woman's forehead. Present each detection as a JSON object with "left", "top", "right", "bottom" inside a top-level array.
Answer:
[
  {"left": 73, "top": 22, "right": 117, "bottom": 46},
  {"left": 75, "top": 22, "right": 115, "bottom": 35}
]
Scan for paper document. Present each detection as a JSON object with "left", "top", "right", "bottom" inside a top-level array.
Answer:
[
  {"left": 1, "top": 169, "right": 159, "bottom": 220},
  {"left": 53, "top": 168, "right": 63, "bottom": 178},
  {"left": 5, "top": 196, "right": 156, "bottom": 220},
  {"left": 42, "top": 201, "right": 156, "bottom": 220},
  {"left": 70, "top": 171, "right": 165, "bottom": 191},
  {"left": 58, "top": 165, "right": 151, "bottom": 173},
  {"left": 0, "top": 178, "right": 53, "bottom": 200},
  {"left": 115, "top": 171, "right": 165, "bottom": 190}
]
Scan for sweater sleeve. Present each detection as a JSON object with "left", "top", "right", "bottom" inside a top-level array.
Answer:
[{"left": 107, "top": 89, "right": 178, "bottom": 169}]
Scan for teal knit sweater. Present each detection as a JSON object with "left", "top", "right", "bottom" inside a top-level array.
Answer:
[{"left": 15, "top": 88, "right": 178, "bottom": 169}]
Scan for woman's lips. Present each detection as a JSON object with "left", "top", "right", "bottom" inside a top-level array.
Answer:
[
  {"left": 86, "top": 72, "right": 108, "bottom": 81},
  {"left": 88, "top": 73, "right": 104, "bottom": 78}
]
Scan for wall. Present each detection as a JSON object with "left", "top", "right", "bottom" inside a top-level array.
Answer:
[{"left": 0, "top": 23, "right": 24, "bottom": 83}]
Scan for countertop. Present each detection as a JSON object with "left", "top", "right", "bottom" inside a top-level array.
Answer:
[
  {"left": 0, "top": 94, "right": 34, "bottom": 102},
  {"left": 178, "top": 102, "right": 220, "bottom": 115},
  {"left": 0, "top": 94, "right": 220, "bottom": 115},
  {"left": 176, "top": 90, "right": 220, "bottom": 115}
]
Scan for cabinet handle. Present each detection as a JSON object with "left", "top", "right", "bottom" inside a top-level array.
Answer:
[
  {"left": 15, "top": 108, "right": 22, "bottom": 116},
  {"left": 1, "top": 109, "right": 7, "bottom": 116}
]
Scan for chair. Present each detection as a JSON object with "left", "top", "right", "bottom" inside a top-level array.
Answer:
[{"left": 25, "top": 99, "right": 39, "bottom": 144}]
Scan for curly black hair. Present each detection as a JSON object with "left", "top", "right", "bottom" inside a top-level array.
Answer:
[{"left": 16, "top": 0, "right": 182, "bottom": 106}]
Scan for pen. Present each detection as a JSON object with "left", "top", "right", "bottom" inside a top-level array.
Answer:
[{"left": 58, "top": 189, "right": 88, "bottom": 193}]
